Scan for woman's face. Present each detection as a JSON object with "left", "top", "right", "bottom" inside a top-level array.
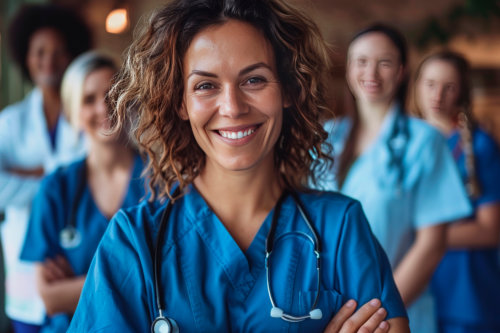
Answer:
[
  {"left": 78, "top": 67, "right": 116, "bottom": 143},
  {"left": 415, "top": 59, "right": 461, "bottom": 121},
  {"left": 347, "top": 32, "right": 403, "bottom": 106},
  {"left": 26, "top": 27, "right": 71, "bottom": 89},
  {"left": 182, "top": 19, "right": 287, "bottom": 173}
]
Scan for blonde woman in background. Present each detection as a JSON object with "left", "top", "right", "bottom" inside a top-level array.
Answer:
[{"left": 19, "top": 51, "right": 147, "bottom": 333}]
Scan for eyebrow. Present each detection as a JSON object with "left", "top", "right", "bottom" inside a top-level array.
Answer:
[{"left": 186, "top": 62, "right": 273, "bottom": 80}]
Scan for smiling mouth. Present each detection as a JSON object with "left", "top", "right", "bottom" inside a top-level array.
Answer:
[
  {"left": 216, "top": 124, "right": 260, "bottom": 140},
  {"left": 362, "top": 81, "right": 380, "bottom": 88}
]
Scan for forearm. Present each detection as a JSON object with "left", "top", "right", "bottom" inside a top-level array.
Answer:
[
  {"left": 448, "top": 220, "right": 498, "bottom": 248},
  {"left": 447, "top": 203, "right": 500, "bottom": 249},
  {"left": 38, "top": 275, "right": 86, "bottom": 315},
  {"left": 393, "top": 225, "right": 447, "bottom": 306},
  {"left": 0, "top": 171, "right": 41, "bottom": 209}
]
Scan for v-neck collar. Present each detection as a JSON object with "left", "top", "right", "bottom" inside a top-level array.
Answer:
[
  {"left": 342, "top": 103, "right": 398, "bottom": 176},
  {"left": 180, "top": 185, "right": 295, "bottom": 296}
]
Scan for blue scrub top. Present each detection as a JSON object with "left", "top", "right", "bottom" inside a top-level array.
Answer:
[
  {"left": 317, "top": 105, "right": 472, "bottom": 333},
  {"left": 431, "top": 128, "right": 500, "bottom": 329},
  {"left": 68, "top": 185, "right": 407, "bottom": 332},
  {"left": 20, "top": 155, "right": 146, "bottom": 333}
]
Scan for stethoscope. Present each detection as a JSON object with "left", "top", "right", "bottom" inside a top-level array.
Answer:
[
  {"left": 151, "top": 188, "right": 323, "bottom": 333},
  {"left": 59, "top": 160, "right": 87, "bottom": 249}
]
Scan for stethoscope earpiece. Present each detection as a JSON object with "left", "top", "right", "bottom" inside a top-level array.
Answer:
[
  {"left": 153, "top": 189, "right": 323, "bottom": 331},
  {"left": 270, "top": 307, "right": 283, "bottom": 318},
  {"left": 309, "top": 308, "right": 323, "bottom": 320}
]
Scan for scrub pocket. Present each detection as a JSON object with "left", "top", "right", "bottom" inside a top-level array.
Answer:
[{"left": 294, "top": 290, "right": 343, "bottom": 332}]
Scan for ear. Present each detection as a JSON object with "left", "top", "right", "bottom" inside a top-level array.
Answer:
[{"left": 178, "top": 101, "right": 189, "bottom": 120}]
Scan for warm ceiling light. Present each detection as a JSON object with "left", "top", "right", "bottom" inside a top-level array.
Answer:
[{"left": 106, "top": 8, "right": 128, "bottom": 34}]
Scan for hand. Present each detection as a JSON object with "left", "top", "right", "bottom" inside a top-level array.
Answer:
[
  {"left": 40, "top": 255, "right": 75, "bottom": 283},
  {"left": 324, "top": 299, "right": 389, "bottom": 333},
  {"left": 8, "top": 166, "right": 44, "bottom": 177}
]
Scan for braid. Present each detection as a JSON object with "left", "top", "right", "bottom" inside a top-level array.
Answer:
[{"left": 457, "top": 110, "right": 481, "bottom": 198}]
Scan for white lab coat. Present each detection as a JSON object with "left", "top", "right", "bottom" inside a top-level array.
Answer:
[{"left": 0, "top": 88, "right": 86, "bottom": 324}]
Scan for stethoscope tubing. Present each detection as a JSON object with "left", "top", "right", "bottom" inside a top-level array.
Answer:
[{"left": 152, "top": 187, "right": 322, "bottom": 330}]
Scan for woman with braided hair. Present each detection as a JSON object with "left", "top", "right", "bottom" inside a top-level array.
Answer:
[{"left": 414, "top": 50, "right": 500, "bottom": 333}]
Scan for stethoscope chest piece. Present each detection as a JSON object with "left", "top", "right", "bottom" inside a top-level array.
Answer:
[
  {"left": 151, "top": 316, "right": 179, "bottom": 333},
  {"left": 59, "top": 226, "right": 82, "bottom": 249}
]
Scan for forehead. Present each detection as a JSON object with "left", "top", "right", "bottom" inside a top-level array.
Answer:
[
  {"left": 29, "top": 27, "right": 65, "bottom": 47},
  {"left": 420, "top": 59, "right": 460, "bottom": 81},
  {"left": 83, "top": 67, "right": 115, "bottom": 90},
  {"left": 183, "top": 19, "right": 275, "bottom": 72},
  {"left": 348, "top": 32, "right": 400, "bottom": 59}
]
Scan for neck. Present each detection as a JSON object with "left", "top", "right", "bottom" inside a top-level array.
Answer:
[
  {"left": 428, "top": 116, "right": 455, "bottom": 136},
  {"left": 41, "top": 87, "right": 62, "bottom": 131},
  {"left": 86, "top": 140, "right": 135, "bottom": 174},
  {"left": 357, "top": 99, "right": 392, "bottom": 128},
  {"left": 354, "top": 100, "right": 393, "bottom": 154},
  {"left": 193, "top": 154, "right": 283, "bottom": 249}
]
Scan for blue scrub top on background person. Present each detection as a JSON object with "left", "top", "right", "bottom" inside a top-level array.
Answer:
[
  {"left": 19, "top": 154, "right": 146, "bottom": 332},
  {"left": 68, "top": 185, "right": 407, "bottom": 332},
  {"left": 431, "top": 128, "right": 500, "bottom": 332},
  {"left": 317, "top": 104, "right": 472, "bottom": 333}
]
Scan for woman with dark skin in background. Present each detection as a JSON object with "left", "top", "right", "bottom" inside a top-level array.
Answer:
[
  {"left": 68, "top": 1, "right": 409, "bottom": 332},
  {"left": 0, "top": 5, "right": 91, "bottom": 332}
]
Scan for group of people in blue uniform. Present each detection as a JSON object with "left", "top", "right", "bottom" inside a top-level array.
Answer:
[{"left": 1, "top": 0, "right": 499, "bottom": 332}]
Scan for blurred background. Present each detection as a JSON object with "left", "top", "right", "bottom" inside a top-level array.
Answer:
[{"left": 1, "top": 0, "right": 500, "bottom": 140}]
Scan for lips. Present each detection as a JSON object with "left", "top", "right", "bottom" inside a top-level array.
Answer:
[{"left": 362, "top": 80, "right": 381, "bottom": 93}]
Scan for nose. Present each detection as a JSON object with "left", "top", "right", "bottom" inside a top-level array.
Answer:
[
  {"left": 218, "top": 84, "right": 248, "bottom": 118},
  {"left": 431, "top": 86, "right": 444, "bottom": 104},
  {"left": 365, "top": 61, "right": 378, "bottom": 79}
]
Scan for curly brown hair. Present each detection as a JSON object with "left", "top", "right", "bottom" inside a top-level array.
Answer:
[{"left": 109, "top": 0, "right": 334, "bottom": 200}]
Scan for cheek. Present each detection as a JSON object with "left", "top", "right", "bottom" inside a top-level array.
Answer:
[
  {"left": 415, "top": 85, "right": 426, "bottom": 105},
  {"left": 78, "top": 107, "right": 93, "bottom": 127},
  {"left": 185, "top": 98, "right": 212, "bottom": 125},
  {"left": 449, "top": 93, "right": 461, "bottom": 107}
]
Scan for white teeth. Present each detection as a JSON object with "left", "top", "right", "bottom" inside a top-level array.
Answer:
[{"left": 219, "top": 128, "right": 255, "bottom": 139}]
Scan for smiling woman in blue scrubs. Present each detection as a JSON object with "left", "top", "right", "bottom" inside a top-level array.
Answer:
[
  {"left": 19, "top": 52, "right": 146, "bottom": 333},
  {"left": 414, "top": 51, "right": 500, "bottom": 333},
  {"left": 316, "top": 25, "right": 472, "bottom": 333},
  {"left": 68, "top": 1, "right": 409, "bottom": 332}
]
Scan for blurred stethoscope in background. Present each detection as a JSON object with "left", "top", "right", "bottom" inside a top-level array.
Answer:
[
  {"left": 151, "top": 188, "right": 323, "bottom": 333},
  {"left": 59, "top": 160, "right": 87, "bottom": 249}
]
